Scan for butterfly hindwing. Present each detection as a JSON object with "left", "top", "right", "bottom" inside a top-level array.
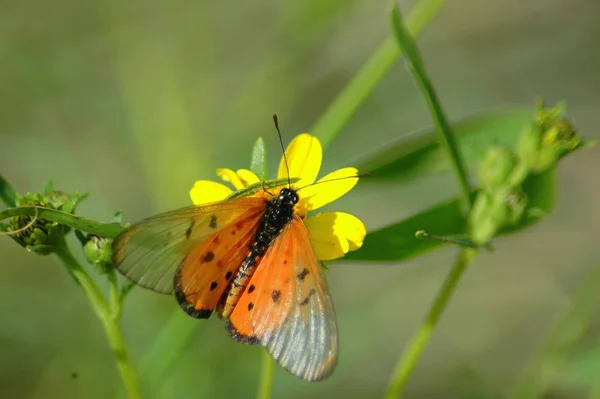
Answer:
[
  {"left": 225, "top": 224, "right": 294, "bottom": 344},
  {"left": 112, "top": 197, "right": 266, "bottom": 299},
  {"left": 227, "top": 216, "right": 338, "bottom": 381}
]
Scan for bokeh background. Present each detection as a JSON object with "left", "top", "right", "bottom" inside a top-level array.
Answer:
[{"left": 1, "top": 0, "right": 599, "bottom": 398}]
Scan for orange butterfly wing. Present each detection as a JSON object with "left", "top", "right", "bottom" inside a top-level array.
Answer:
[
  {"left": 112, "top": 197, "right": 267, "bottom": 317},
  {"left": 227, "top": 216, "right": 338, "bottom": 381}
]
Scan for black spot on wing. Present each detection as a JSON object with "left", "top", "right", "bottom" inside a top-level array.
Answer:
[
  {"left": 299, "top": 288, "right": 317, "bottom": 306},
  {"left": 210, "top": 281, "right": 218, "bottom": 291},
  {"left": 248, "top": 302, "right": 254, "bottom": 311},
  {"left": 297, "top": 268, "right": 309, "bottom": 281},
  {"left": 248, "top": 284, "right": 255, "bottom": 293},
  {"left": 209, "top": 215, "right": 218, "bottom": 229},
  {"left": 271, "top": 290, "right": 281, "bottom": 303},
  {"left": 202, "top": 251, "right": 215, "bottom": 263},
  {"left": 225, "top": 271, "right": 233, "bottom": 280}
]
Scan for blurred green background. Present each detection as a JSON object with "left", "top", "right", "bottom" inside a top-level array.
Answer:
[{"left": 1, "top": 0, "right": 600, "bottom": 398}]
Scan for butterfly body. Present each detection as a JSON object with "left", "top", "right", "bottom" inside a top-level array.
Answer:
[{"left": 198, "top": 188, "right": 298, "bottom": 320}]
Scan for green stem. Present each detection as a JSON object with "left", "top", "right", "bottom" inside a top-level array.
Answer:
[
  {"left": 311, "top": 0, "right": 447, "bottom": 149},
  {"left": 256, "top": 350, "right": 274, "bottom": 399},
  {"left": 390, "top": 4, "right": 472, "bottom": 212},
  {"left": 510, "top": 263, "right": 600, "bottom": 398},
  {"left": 384, "top": 248, "right": 477, "bottom": 399},
  {"left": 134, "top": 311, "right": 199, "bottom": 399},
  {"left": 108, "top": 269, "right": 123, "bottom": 319},
  {"left": 54, "top": 240, "right": 142, "bottom": 399},
  {"left": 0, "top": 206, "right": 124, "bottom": 238}
]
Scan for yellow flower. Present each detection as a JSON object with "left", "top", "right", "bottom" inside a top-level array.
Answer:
[{"left": 189, "top": 133, "right": 366, "bottom": 261}]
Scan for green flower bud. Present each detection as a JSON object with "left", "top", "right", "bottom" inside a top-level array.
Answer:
[
  {"left": 517, "top": 124, "right": 543, "bottom": 170},
  {"left": 468, "top": 191, "right": 495, "bottom": 244},
  {"left": 468, "top": 188, "right": 528, "bottom": 245},
  {"left": 8, "top": 184, "right": 86, "bottom": 255},
  {"left": 478, "top": 146, "right": 519, "bottom": 192},
  {"left": 504, "top": 188, "right": 528, "bottom": 226},
  {"left": 81, "top": 234, "right": 114, "bottom": 275},
  {"left": 488, "top": 188, "right": 528, "bottom": 229},
  {"left": 520, "top": 101, "right": 580, "bottom": 173}
]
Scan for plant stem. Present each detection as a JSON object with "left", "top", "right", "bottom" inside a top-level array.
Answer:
[
  {"left": 103, "top": 314, "right": 142, "bottom": 399},
  {"left": 390, "top": 4, "right": 472, "bottom": 212},
  {"left": 0, "top": 206, "right": 124, "bottom": 238},
  {"left": 383, "top": 8, "right": 476, "bottom": 396},
  {"left": 384, "top": 248, "right": 477, "bottom": 399},
  {"left": 256, "top": 350, "right": 274, "bottom": 399},
  {"left": 54, "top": 241, "right": 142, "bottom": 399},
  {"left": 311, "top": 0, "right": 447, "bottom": 150},
  {"left": 510, "top": 263, "right": 600, "bottom": 398},
  {"left": 107, "top": 270, "right": 122, "bottom": 319}
]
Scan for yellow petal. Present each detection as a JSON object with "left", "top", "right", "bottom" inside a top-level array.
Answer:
[
  {"left": 304, "top": 212, "right": 366, "bottom": 261},
  {"left": 278, "top": 133, "right": 322, "bottom": 188},
  {"left": 216, "top": 168, "right": 245, "bottom": 190},
  {"left": 300, "top": 167, "right": 360, "bottom": 212},
  {"left": 190, "top": 180, "right": 232, "bottom": 205},
  {"left": 236, "top": 169, "right": 260, "bottom": 187}
]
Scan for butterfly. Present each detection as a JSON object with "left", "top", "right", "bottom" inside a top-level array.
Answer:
[{"left": 111, "top": 127, "right": 361, "bottom": 381}]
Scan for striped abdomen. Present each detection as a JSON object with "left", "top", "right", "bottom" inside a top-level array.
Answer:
[{"left": 218, "top": 196, "right": 295, "bottom": 318}]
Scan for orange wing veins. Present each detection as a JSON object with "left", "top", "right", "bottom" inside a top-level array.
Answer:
[
  {"left": 174, "top": 209, "right": 264, "bottom": 319},
  {"left": 226, "top": 217, "right": 339, "bottom": 381}
]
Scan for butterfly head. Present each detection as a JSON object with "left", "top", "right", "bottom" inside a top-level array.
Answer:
[{"left": 278, "top": 187, "right": 299, "bottom": 207}]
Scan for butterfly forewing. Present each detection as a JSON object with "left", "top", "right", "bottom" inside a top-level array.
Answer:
[
  {"left": 227, "top": 216, "right": 338, "bottom": 381},
  {"left": 175, "top": 208, "right": 263, "bottom": 318},
  {"left": 112, "top": 198, "right": 266, "bottom": 294}
]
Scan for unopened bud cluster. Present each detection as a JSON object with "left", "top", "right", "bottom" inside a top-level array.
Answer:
[
  {"left": 75, "top": 212, "right": 122, "bottom": 275},
  {"left": 468, "top": 101, "right": 581, "bottom": 244},
  {"left": 8, "top": 183, "right": 86, "bottom": 255}
]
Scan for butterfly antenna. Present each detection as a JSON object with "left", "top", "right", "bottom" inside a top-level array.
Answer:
[
  {"left": 296, "top": 172, "right": 370, "bottom": 192},
  {"left": 273, "top": 114, "right": 291, "bottom": 187}
]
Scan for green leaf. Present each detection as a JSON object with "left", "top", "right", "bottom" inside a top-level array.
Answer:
[
  {"left": 250, "top": 137, "right": 268, "bottom": 180},
  {"left": 344, "top": 196, "right": 465, "bottom": 261},
  {"left": 0, "top": 174, "right": 18, "bottom": 207},
  {"left": 344, "top": 168, "right": 555, "bottom": 261},
  {"left": 355, "top": 108, "right": 534, "bottom": 181}
]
